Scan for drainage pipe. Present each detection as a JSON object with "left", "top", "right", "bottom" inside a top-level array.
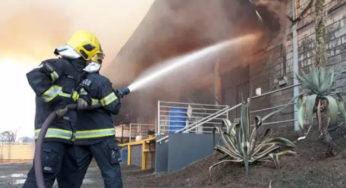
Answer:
[{"left": 291, "top": 0, "right": 300, "bottom": 131}]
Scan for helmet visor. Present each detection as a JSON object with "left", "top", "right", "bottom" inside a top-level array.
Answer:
[{"left": 92, "top": 52, "right": 105, "bottom": 64}]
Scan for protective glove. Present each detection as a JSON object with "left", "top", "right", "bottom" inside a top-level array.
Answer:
[
  {"left": 55, "top": 106, "right": 68, "bottom": 117},
  {"left": 77, "top": 98, "right": 89, "bottom": 110}
]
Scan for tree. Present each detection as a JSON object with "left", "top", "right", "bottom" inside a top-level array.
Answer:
[
  {"left": 0, "top": 131, "right": 17, "bottom": 143},
  {"left": 314, "top": 0, "right": 326, "bottom": 67}
]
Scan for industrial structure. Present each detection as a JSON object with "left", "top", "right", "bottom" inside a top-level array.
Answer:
[{"left": 108, "top": 0, "right": 346, "bottom": 173}]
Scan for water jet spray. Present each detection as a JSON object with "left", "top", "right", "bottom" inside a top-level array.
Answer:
[{"left": 128, "top": 34, "right": 256, "bottom": 92}]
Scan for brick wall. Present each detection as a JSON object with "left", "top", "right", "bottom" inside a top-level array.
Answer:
[{"left": 248, "top": 0, "right": 346, "bottom": 131}]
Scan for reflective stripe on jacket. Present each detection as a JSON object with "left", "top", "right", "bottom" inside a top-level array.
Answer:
[
  {"left": 76, "top": 128, "right": 115, "bottom": 139},
  {"left": 35, "top": 128, "right": 74, "bottom": 140},
  {"left": 75, "top": 73, "right": 121, "bottom": 145},
  {"left": 27, "top": 58, "right": 86, "bottom": 144}
]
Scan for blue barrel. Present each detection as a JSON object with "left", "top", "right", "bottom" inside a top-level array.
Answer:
[
  {"left": 120, "top": 147, "right": 128, "bottom": 164},
  {"left": 169, "top": 108, "right": 187, "bottom": 133}
]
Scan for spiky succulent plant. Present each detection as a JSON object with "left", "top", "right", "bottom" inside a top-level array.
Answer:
[
  {"left": 294, "top": 65, "right": 346, "bottom": 134},
  {"left": 209, "top": 99, "right": 296, "bottom": 176}
]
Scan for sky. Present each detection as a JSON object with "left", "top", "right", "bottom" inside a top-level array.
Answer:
[{"left": 0, "top": 0, "right": 154, "bottom": 140}]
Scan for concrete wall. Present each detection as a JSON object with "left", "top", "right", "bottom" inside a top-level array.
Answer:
[
  {"left": 245, "top": 0, "right": 294, "bottom": 131},
  {"left": 167, "top": 133, "right": 219, "bottom": 173},
  {"left": 155, "top": 135, "right": 169, "bottom": 173},
  {"left": 0, "top": 144, "right": 34, "bottom": 162},
  {"left": 155, "top": 134, "right": 220, "bottom": 173},
  {"left": 249, "top": 43, "right": 295, "bottom": 131},
  {"left": 237, "top": 0, "right": 346, "bottom": 131}
]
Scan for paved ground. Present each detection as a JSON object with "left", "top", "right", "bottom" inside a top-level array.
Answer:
[{"left": 0, "top": 162, "right": 150, "bottom": 188}]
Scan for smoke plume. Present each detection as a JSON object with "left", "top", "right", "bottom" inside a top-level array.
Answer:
[{"left": 103, "top": 0, "right": 288, "bottom": 124}]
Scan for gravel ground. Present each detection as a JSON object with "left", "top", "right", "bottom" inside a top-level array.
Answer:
[{"left": 0, "top": 162, "right": 150, "bottom": 188}]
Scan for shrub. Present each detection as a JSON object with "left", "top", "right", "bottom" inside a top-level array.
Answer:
[{"left": 210, "top": 99, "right": 296, "bottom": 177}]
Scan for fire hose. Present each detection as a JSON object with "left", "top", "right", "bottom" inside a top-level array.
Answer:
[{"left": 35, "top": 88, "right": 130, "bottom": 188}]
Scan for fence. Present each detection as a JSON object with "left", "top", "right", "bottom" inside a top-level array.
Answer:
[
  {"left": 128, "top": 123, "right": 156, "bottom": 142},
  {"left": 156, "top": 83, "right": 304, "bottom": 143},
  {"left": 157, "top": 101, "right": 229, "bottom": 136}
]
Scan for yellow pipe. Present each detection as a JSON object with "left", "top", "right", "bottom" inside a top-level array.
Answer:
[
  {"left": 141, "top": 142, "right": 146, "bottom": 170},
  {"left": 119, "top": 137, "right": 155, "bottom": 147},
  {"left": 127, "top": 145, "right": 131, "bottom": 166},
  {"left": 118, "top": 143, "right": 127, "bottom": 147}
]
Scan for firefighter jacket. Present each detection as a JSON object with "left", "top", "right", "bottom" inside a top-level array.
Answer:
[
  {"left": 26, "top": 58, "right": 85, "bottom": 144},
  {"left": 74, "top": 72, "right": 121, "bottom": 145}
]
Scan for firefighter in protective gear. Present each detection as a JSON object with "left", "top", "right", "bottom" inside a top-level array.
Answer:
[
  {"left": 69, "top": 50, "right": 123, "bottom": 188},
  {"left": 23, "top": 30, "right": 103, "bottom": 188}
]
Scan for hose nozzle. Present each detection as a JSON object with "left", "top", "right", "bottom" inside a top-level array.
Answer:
[{"left": 114, "top": 87, "right": 130, "bottom": 98}]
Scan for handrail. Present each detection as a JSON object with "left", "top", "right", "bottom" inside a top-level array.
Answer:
[
  {"left": 159, "top": 100, "right": 228, "bottom": 107},
  {"left": 160, "top": 106, "right": 225, "bottom": 111},
  {"left": 250, "top": 103, "right": 295, "bottom": 113},
  {"left": 262, "top": 119, "right": 296, "bottom": 125},
  {"left": 183, "top": 103, "right": 242, "bottom": 133},
  {"left": 159, "top": 120, "right": 222, "bottom": 123},
  {"left": 159, "top": 115, "right": 226, "bottom": 120},
  {"left": 129, "top": 123, "right": 154, "bottom": 126},
  {"left": 160, "top": 111, "right": 227, "bottom": 116}
]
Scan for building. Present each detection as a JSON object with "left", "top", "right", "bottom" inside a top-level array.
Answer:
[{"left": 104, "top": 0, "right": 346, "bottom": 133}]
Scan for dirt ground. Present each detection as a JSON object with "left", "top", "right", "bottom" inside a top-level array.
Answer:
[
  {"left": 1, "top": 127, "right": 346, "bottom": 188},
  {"left": 144, "top": 127, "right": 346, "bottom": 188}
]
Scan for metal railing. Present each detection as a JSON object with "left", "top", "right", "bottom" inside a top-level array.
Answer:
[
  {"left": 155, "top": 67, "right": 346, "bottom": 143},
  {"left": 157, "top": 101, "right": 228, "bottom": 136},
  {"left": 156, "top": 83, "right": 301, "bottom": 143},
  {"left": 128, "top": 123, "right": 156, "bottom": 142}
]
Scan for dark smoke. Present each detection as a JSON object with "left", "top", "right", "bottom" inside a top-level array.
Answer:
[{"left": 103, "top": 0, "right": 288, "bottom": 124}]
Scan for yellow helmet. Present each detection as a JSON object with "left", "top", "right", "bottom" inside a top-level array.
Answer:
[{"left": 67, "top": 30, "right": 102, "bottom": 61}]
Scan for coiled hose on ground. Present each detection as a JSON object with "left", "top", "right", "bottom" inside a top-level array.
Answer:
[{"left": 35, "top": 104, "right": 102, "bottom": 188}]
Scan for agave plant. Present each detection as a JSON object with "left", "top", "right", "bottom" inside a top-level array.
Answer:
[
  {"left": 209, "top": 99, "right": 296, "bottom": 177},
  {"left": 293, "top": 65, "right": 346, "bottom": 155}
]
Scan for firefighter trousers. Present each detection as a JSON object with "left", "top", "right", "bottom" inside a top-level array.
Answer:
[
  {"left": 23, "top": 141, "right": 79, "bottom": 188},
  {"left": 72, "top": 137, "right": 123, "bottom": 188}
]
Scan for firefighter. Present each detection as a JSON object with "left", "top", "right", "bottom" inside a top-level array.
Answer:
[
  {"left": 67, "top": 49, "right": 124, "bottom": 188},
  {"left": 23, "top": 30, "right": 103, "bottom": 188}
]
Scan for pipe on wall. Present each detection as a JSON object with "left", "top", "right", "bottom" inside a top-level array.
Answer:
[{"left": 291, "top": 0, "right": 300, "bottom": 131}]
